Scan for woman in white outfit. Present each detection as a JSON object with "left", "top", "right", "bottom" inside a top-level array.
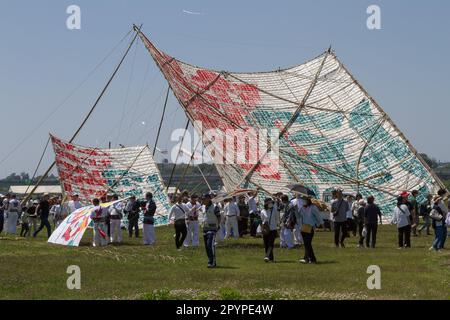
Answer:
[
  {"left": 184, "top": 195, "right": 201, "bottom": 247},
  {"left": 6, "top": 195, "right": 21, "bottom": 235},
  {"left": 109, "top": 195, "right": 124, "bottom": 244}
]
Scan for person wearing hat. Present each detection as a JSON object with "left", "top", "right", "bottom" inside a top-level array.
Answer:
[
  {"left": 330, "top": 189, "right": 350, "bottom": 248},
  {"left": 201, "top": 193, "right": 221, "bottom": 268},
  {"left": 391, "top": 196, "right": 412, "bottom": 249},
  {"left": 33, "top": 194, "right": 51, "bottom": 238},
  {"left": 400, "top": 191, "right": 413, "bottom": 211}
]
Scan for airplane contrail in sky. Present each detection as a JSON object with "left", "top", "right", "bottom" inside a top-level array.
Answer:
[{"left": 182, "top": 9, "right": 202, "bottom": 15}]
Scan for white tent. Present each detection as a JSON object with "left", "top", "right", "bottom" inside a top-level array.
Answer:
[{"left": 8, "top": 185, "right": 62, "bottom": 195}]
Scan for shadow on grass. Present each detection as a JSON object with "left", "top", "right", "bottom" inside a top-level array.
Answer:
[
  {"left": 272, "top": 260, "right": 297, "bottom": 264},
  {"left": 78, "top": 241, "right": 148, "bottom": 247},
  {"left": 270, "top": 260, "right": 338, "bottom": 265},
  {"left": 315, "top": 260, "right": 338, "bottom": 265},
  {"left": 218, "top": 242, "right": 265, "bottom": 249},
  {"left": 0, "top": 236, "right": 27, "bottom": 241}
]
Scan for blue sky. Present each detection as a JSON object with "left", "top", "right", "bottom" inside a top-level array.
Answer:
[{"left": 0, "top": 0, "right": 449, "bottom": 178}]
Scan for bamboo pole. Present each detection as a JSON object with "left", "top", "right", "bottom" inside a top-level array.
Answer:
[
  {"left": 21, "top": 27, "right": 140, "bottom": 205},
  {"left": 166, "top": 120, "right": 190, "bottom": 192},
  {"left": 153, "top": 86, "right": 170, "bottom": 156}
]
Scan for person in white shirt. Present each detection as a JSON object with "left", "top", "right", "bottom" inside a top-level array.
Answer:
[
  {"left": 184, "top": 195, "right": 201, "bottom": 247},
  {"left": 90, "top": 198, "right": 108, "bottom": 247},
  {"left": 391, "top": 196, "right": 412, "bottom": 249},
  {"left": 290, "top": 194, "right": 304, "bottom": 246},
  {"left": 224, "top": 198, "right": 240, "bottom": 239},
  {"left": 68, "top": 194, "right": 83, "bottom": 214},
  {"left": 6, "top": 194, "right": 21, "bottom": 235},
  {"left": 108, "top": 195, "right": 124, "bottom": 244},
  {"left": 50, "top": 197, "right": 63, "bottom": 229},
  {"left": 27, "top": 200, "right": 39, "bottom": 235},
  {"left": 260, "top": 197, "right": 280, "bottom": 262},
  {"left": 168, "top": 196, "right": 188, "bottom": 250},
  {"left": 1, "top": 194, "right": 10, "bottom": 234}
]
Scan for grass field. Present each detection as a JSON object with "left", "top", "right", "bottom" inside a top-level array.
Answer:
[{"left": 0, "top": 225, "right": 449, "bottom": 300}]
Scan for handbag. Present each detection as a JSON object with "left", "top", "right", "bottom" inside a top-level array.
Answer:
[
  {"left": 429, "top": 209, "right": 443, "bottom": 221},
  {"left": 300, "top": 224, "right": 313, "bottom": 234},
  {"left": 362, "top": 226, "right": 367, "bottom": 237},
  {"left": 262, "top": 207, "right": 274, "bottom": 236}
]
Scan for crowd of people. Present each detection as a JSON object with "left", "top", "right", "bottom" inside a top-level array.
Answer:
[{"left": 1, "top": 187, "right": 449, "bottom": 268}]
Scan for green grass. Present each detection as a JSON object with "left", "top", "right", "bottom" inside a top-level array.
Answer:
[{"left": 0, "top": 225, "right": 449, "bottom": 300}]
